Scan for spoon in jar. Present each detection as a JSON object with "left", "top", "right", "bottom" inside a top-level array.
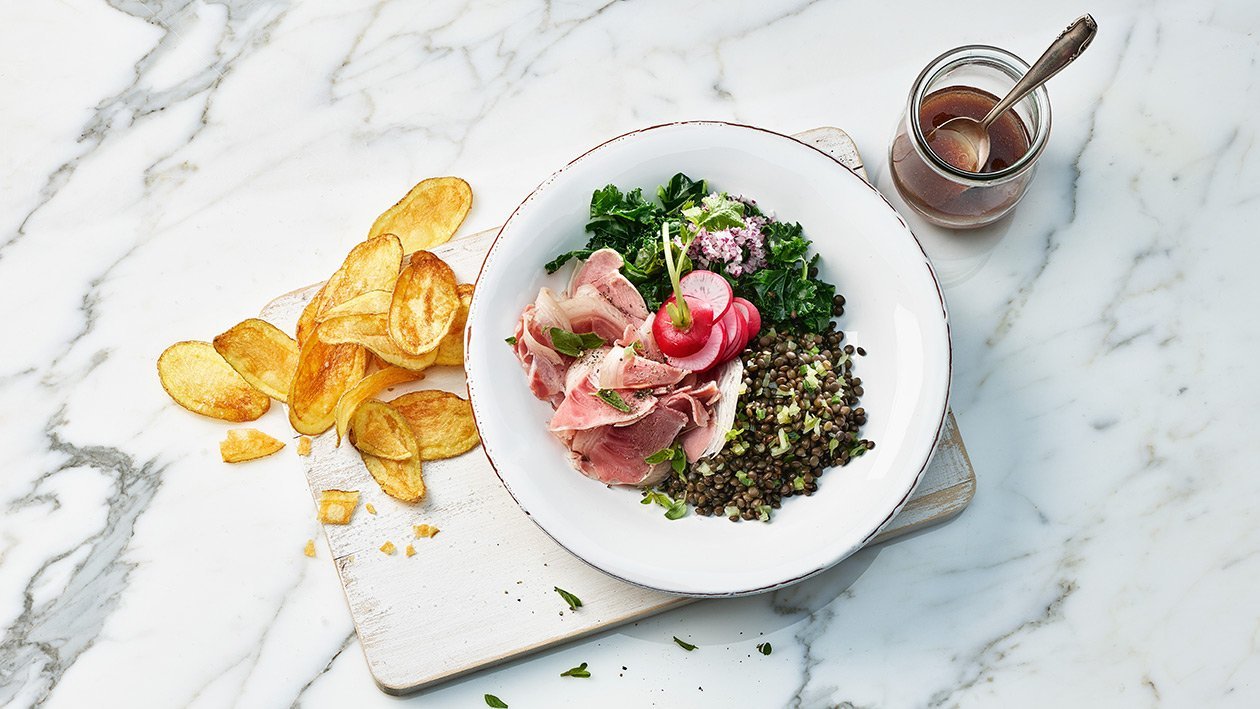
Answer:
[{"left": 928, "top": 14, "right": 1098, "bottom": 173}]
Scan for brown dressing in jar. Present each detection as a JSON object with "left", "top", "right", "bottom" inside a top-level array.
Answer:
[{"left": 890, "top": 86, "right": 1034, "bottom": 228}]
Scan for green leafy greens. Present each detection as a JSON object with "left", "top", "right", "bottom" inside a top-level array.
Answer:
[
  {"left": 543, "top": 173, "right": 838, "bottom": 332},
  {"left": 547, "top": 328, "right": 605, "bottom": 357},
  {"left": 484, "top": 695, "right": 508, "bottom": 708},
  {"left": 560, "top": 662, "right": 591, "bottom": 678},
  {"left": 553, "top": 586, "right": 583, "bottom": 611}
]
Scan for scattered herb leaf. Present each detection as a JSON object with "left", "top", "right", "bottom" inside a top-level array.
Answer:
[
  {"left": 560, "top": 662, "right": 591, "bottom": 678},
  {"left": 757, "top": 642, "right": 772, "bottom": 655},
  {"left": 485, "top": 694, "right": 508, "bottom": 708},
  {"left": 644, "top": 447, "right": 675, "bottom": 465},
  {"left": 554, "top": 587, "right": 582, "bottom": 611},
  {"left": 673, "top": 636, "right": 698, "bottom": 651},
  {"left": 594, "top": 389, "right": 632, "bottom": 412},
  {"left": 665, "top": 500, "right": 688, "bottom": 520},
  {"left": 548, "top": 328, "right": 606, "bottom": 357},
  {"left": 504, "top": 336, "right": 517, "bottom": 346}
]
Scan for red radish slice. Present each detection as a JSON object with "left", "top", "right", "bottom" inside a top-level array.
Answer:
[
  {"left": 679, "top": 270, "right": 733, "bottom": 320},
  {"left": 717, "top": 308, "right": 745, "bottom": 362},
  {"left": 653, "top": 297, "right": 714, "bottom": 358},
  {"left": 665, "top": 319, "right": 724, "bottom": 371},
  {"left": 732, "top": 297, "right": 761, "bottom": 343}
]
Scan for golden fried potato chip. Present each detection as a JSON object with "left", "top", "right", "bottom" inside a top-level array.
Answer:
[
  {"left": 360, "top": 446, "right": 425, "bottom": 503},
  {"left": 304, "top": 539, "right": 316, "bottom": 557},
  {"left": 348, "top": 400, "right": 415, "bottom": 460},
  {"left": 367, "top": 176, "right": 472, "bottom": 253},
  {"left": 213, "top": 318, "right": 299, "bottom": 402},
  {"left": 433, "top": 283, "right": 474, "bottom": 367},
  {"left": 317, "top": 489, "right": 359, "bottom": 524},
  {"left": 288, "top": 330, "right": 368, "bottom": 435},
  {"left": 296, "top": 234, "right": 404, "bottom": 344},
  {"left": 380, "top": 540, "right": 396, "bottom": 555},
  {"left": 318, "top": 313, "right": 439, "bottom": 371},
  {"left": 220, "top": 428, "right": 286, "bottom": 463},
  {"left": 158, "top": 341, "right": 270, "bottom": 422},
  {"left": 389, "top": 251, "right": 459, "bottom": 355},
  {"left": 334, "top": 366, "right": 423, "bottom": 443},
  {"left": 297, "top": 436, "right": 312, "bottom": 456},
  {"left": 389, "top": 390, "right": 481, "bottom": 460},
  {"left": 321, "top": 289, "right": 392, "bottom": 319}
]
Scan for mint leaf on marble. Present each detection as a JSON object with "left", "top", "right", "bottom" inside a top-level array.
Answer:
[{"left": 485, "top": 694, "right": 508, "bottom": 708}]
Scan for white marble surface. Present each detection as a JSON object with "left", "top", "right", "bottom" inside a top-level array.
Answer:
[{"left": 1, "top": 0, "right": 1257, "bottom": 706}]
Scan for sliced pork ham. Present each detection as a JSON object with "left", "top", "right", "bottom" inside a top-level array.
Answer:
[
  {"left": 598, "top": 345, "right": 686, "bottom": 390},
  {"left": 569, "top": 248, "right": 650, "bottom": 320},
  {"left": 569, "top": 405, "right": 689, "bottom": 486},
  {"left": 559, "top": 284, "right": 641, "bottom": 342},
  {"left": 549, "top": 351, "right": 657, "bottom": 432}
]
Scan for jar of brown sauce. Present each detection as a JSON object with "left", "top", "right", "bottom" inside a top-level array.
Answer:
[{"left": 889, "top": 45, "right": 1051, "bottom": 229}]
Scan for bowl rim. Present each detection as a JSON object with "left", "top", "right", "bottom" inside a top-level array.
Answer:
[{"left": 464, "top": 120, "right": 952, "bottom": 596}]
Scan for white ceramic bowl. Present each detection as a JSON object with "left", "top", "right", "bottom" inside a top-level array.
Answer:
[{"left": 466, "top": 122, "right": 950, "bottom": 596}]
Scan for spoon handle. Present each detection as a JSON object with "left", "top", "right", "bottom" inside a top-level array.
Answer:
[{"left": 981, "top": 14, "right": 1098, "bottom": 128}]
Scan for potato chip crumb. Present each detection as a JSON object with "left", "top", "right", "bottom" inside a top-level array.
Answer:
[
  {"left": 297, "top": 437, "right": 312, "bottom": 456},
  {"left": 380, "top": 541, "right": 396, "bottom": 555},
  {"left": 220, "top": 428, "right": 285, "bottom": 463},
  {"left": 405, "top": 544, "right": 416, "bottom": 557},
  {"left": 317, "top": 490, "right": 359, "bottom": 525},
  {"left": 366, "top": 503, "right": 377, "bottom": 515},
  {"left": 304, "top": 539, "right": 316, "bottom": 557},
  {"left": 414, "top": 524, "right": 439, "bottom": 538}
]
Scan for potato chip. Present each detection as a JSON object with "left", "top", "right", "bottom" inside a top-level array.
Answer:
[
  {"left": 321, "top": 289, "right": 392, "bottom": 319},
  {"left": 360, "top": 447, "right": 425, "bottom": 503},
  {"left": 405, "top": 544, "right": 416, "bottom": 557},
  {"left": 213, "top": 318, "right": 299, "bottom": 402},
  {"left": 296, "top": 234, "right": 404, "bottom": 344},
  {"left": 414, "top": 524, "right": 439, "bottom": 538},
  {"left": 220, "top": 428, "right": 286, "bottom": 463},
  {"left": 158, "top": 341, "right": 270, "bottom": 422},
  {"left": 288, "top": 329, "right": 368, "bottom": 435},
  {"left": 297, "top": 436, "right": 312, "bottom": 456},
  {"left": 304, "top": 539, "right": 316, "bottom": 557},
  {"left": 317, "top": 313, "right": 440, "bottom": 371},
  {"left": 389, "top": 390, "right": 481, "bottom": 460},
  {"left": 348, "top": 400, "right": 415, "bottom": 460},
  {"left": 317, "top": 489, "right": 359, "bottom": 524},
  {"left": 380, "top": 541, "right": 396, "bottom": 555},
  {"left": 333, "top": 366, "right": 424, "bottom": 443},
  {"left": 389, "top": 251, "right": 459, "bottom": 355},
  {"left": 433, "top": 283, "right": 474, "bottom": 367},
  {"left": 367, "top": 176, "right": 472, "bottom": 253}
]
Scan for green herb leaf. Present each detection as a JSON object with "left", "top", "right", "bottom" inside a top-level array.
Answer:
[
  {"left": 793, "top": 476, "right": 806, "bottom": 491},
  {"left": 644, "top": 448, "right": 676, "bottom": 465},
  {"left": 671, "top": 451, "right": 686, "bottom": 475},
  {"left": 560, "top": 662, "right": 591, "bottom": 678},
  {"left": 545, "top": 249, "right": 594, "bottom": 274},
  {"left": 485, "top": 694, "right": 508, "bottom": 708},
  {"left": 594, "top": 389, "right": 632, "bottom": 412},
  {"left": 548, "top": 328, "right": 606, "bottom": 357},
  {"left": 849, "top": 443, "right": 868, "bottom": 459},
  {"left": 673, "top": 636, "right": 698, "bottom": 651},
  {"left": 665, "top": 499, "right": 688, "bottom": 520},
  {"left": 757, "top": 642, "right": 772, "bottom": 655},
  {"left": 657, "top": 173, "right": 708, "bottom": 212},
  {"left": 554, "top": 587, "right": 582, "bottom": 611},
  {"left": 504, "top": 336, "right": 517, "bottom": 346},
  {"left": 682, "top": 193, "right": 746, "bottom": 231},
  {"left": 735, "top": 471, "right": 754, "bottom": 486}
]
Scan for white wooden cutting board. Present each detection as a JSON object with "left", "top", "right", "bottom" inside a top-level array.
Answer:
[{"left": 259, "top": 127, "right": 975, "bottom": 694}]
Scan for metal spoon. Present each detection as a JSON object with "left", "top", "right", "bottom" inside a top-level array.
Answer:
[{"left": 929, "top": 14, "right": 1098, "bottom": 172}]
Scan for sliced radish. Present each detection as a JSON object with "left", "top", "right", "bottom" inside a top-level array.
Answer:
[
  {"left": 665, "top": 319, "right": 724, "bottom": 371},
  {"left": 679, "top": 270, "right": 733, "bottom": 320},
  {"left": 653, "top": 296, "right": 714, "bottom": 358},
  {"left": 732, "top": 297, "right": 761, "bottom": 344},
  {"left": 717, "top": 308, "right": 745, "bottom": 362}
]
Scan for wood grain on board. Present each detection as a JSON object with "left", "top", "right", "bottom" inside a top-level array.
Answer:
[{"left": 259, "top": 127, "right": 975, "bottom": 694}]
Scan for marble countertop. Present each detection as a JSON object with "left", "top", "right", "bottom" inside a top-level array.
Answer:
[{"left": 3, "top": 0, "right": 1257, "bottom": 706}]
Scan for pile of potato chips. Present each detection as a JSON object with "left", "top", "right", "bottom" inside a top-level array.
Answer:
[{"left": 157, "top": 177, "right": 479, "bottom": 505}]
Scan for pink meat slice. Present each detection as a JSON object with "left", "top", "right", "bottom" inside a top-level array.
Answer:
[
  {"left": 569, "top": 405, "right": 689, "bottom": 486},
  {"left": 558, "top": 284, "right": 640, "bottom": 342},
  {"left": 598, "top": 345, "right": 686, "bottom": 390},
  {"left": 549, "top": 351, "right": 656, "bottom": 432},
  {"left": 513, "top": 305, "right": 568, "bottom": 405},
  {"left": 615, "top": 318, "right": 664, "bottom": 362},
  {"left": 570, "top": 248, "right": 649, "bottom": 320}
]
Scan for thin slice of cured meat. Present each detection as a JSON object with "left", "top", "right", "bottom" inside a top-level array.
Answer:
[
  {"left": 549, "top": 351, "right": 656, "bottom": 432},
  {"left": 569, "top": 405, "right": 689, "bottom": 486},
  {"left": 569, "top": 248, "right": 649, "bottom": 320},
  {"left": 558, "top": 284, "right": 639, "bottom": 342},
  {"left": 598, "top": 345, "right": 686, "bottom": 390},
  {"left": 513, "top": 305, "right": 568, "bottom": 405}
]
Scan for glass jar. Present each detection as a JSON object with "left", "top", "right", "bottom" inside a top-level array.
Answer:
[{"left": 889, "top": 45, "right": 1051, "bottom": 229}]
